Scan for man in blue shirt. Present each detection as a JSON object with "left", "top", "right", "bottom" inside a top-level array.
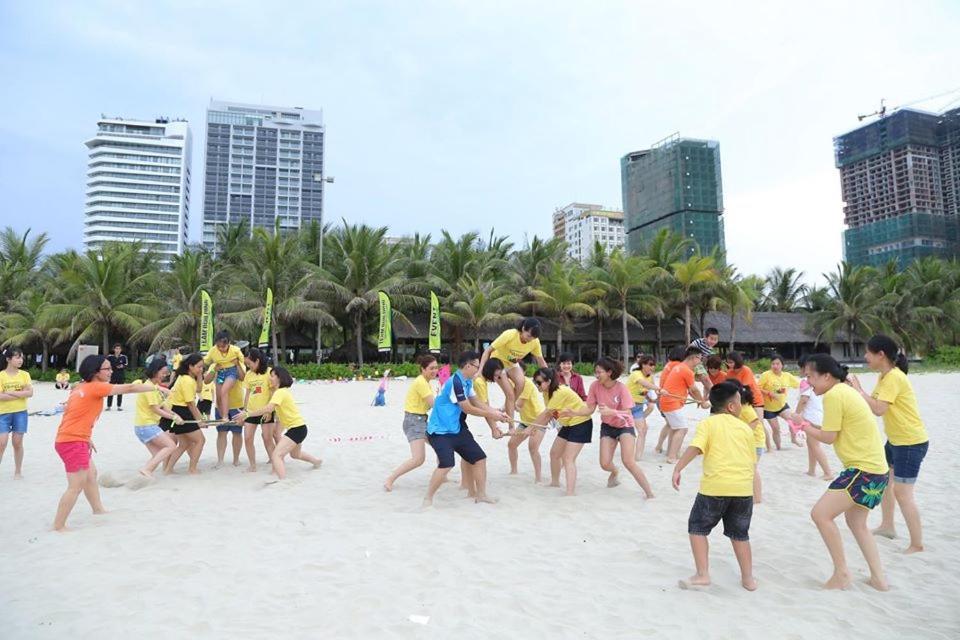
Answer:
[{"left": 423, "top": 350, "right": 510, "bottom": 507}]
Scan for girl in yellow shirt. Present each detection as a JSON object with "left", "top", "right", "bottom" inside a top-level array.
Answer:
[
  {"left": 626, "top": 355, "right": 658, "bottom": 461},
  {"left": 163, "top": 354, "right": 208, "bottom": 475},
  {"left": 532, "top": 367, "right": 592, "bottom": 496},
  {"left": 55, "top": 369, "right": 71, "bottom": 390},
  {"left": 132, "top": 358, "right": 179, "bottom": 478},
  {"left": 849, "top": 334, "right": 929, "bottom": 554},
  {"left": 478, "top": 318, "right": 548, "bottom": 430},
  {"left": 241, "top": 348, "right": 275, "bottom": 472},
  {"left": 737, "top": 384, "right": 764, "bottom": 504},
  {"left": 0, "top": 348, "right": 33, "bottom": 478},
  {"left": 758, "top": 354, "right": 801, "bottom": 450},
  {"left": 203, "top": 330, "right": 246, "bottom": 429},
  {"left": 237, "top": 367, "right": 321, "bottom": 481},
  {"left": 384, "top": 355, "right": 438, "bottom": 491}
]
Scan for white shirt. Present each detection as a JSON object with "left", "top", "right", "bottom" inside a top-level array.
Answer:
[{"left": 799, "top": 379, "right": 823, "bottom": 426}]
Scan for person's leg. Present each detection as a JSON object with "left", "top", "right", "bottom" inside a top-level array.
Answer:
[
  {"left": 116, "top": 393, "right": 123, "bottom": 409},
  {"left": 461, "top": 458, "right": 476, "bottom": 497},
  {"left": 231, "top": 431, "right": 242, "bottom": 466},
  {"left": 873, "top": 468, "right": 898, "bottom": 538},
  {"left": 753, "top": 463, "right": 762, "bottom": 504},
  {"left": 106, "top": 394, "right": 114, "bottom": 409},
  {"left": 422, "top": 467, "right": 452, "bottom": 506},
  {"left": 655, "top": 424, "right": 669, "bottom": 454},
  {"left": 892, "top": 482, "right": 923, "bottom": 553},
  {"left": 810, "top": 490, "right": 856, "bottom": 589},
  {"left": 216, "top": 431, "right": 227, "bottom": 466},
  {"left": 618, "top": 435, "right": 654, "bottom": 498},
  {"left": 270, "top": 437, "right": 297, "bottom": 480},
  {"left": 634, "top": 418, "right": 648, "bottom": 461},
  {"left": 470, "top": 459, "right": 496, "bottom": 503},
  {"left": 812, "top": 438, "right": 833, "bottom": 478},
  {"left": 845, "top": 506, "right": 889, "bottom": 590},
  {"left": 561, "top": 442, "right": 585, "bottom": 496},
  {"left": 243, "top": 423, "right": 259, "bottom": 471},
  {"left": 500, "top": 367, "right": 521, "bottom": 427},
  {"left": 141, "top": 433, "right": 177, "bottom": 476},
  {"left": 507, "top": 434, "right": 522, "bottom": 474},
  {"left": 730, "top": 540, "right": 756, "bottom": 590},
  {"left": 548, "top": 436, "right": 564, "bottom": 487},
  {"left": 53, "top": 469, "right": 88, "bottom": 531},
  {"left": 82, "top": 458, "right": 106, "bottom": 515},
  {"left": 11, "top": 432, "right": 25, "bottom": 478},
  {"left": 289, "top": 443, "right": 322, "bottom": 468},
  {"left": 261, "top": 423, "right": 278, "bottom": 463},
  {"left": 685, "top": 535, "right": 711, "bottom": 586},
  {"left": 666, "top": 427, "right": 688, "bottom": 464},
  {"left": 186, "top": 431, "right": 205, "bottom": 474},
  {"left": 768, "top": 417, "right": 782, "bottom": 450},
  {"left": 216, "top": 377, "right": 236, "bottom": 426},
  {"left": 598, "top": 436, "right": 619, "bottom": 487},
  {"left": 528, "top": 429, "right": 545, "bottom": 483},
  {"left": 384, "top": 439, "right": 427, "bottom": 491},
  {"left": 0, "top": 432, "right": 8, "bottom": 468}
]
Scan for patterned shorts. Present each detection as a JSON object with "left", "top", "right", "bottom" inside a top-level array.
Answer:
[{"left": 829, "top": 467, "right": 889, "bottom": 509}]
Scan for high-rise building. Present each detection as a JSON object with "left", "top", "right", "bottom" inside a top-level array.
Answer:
[
  {"left": 552, "top": 203, "right": 625, "bottom": 263},
  {"left": 834, "top": 107, "right": 960, "bottom": 266},
  {"left": 202, "top": 100, "right": 325, "bottom": 251},
  {"left": 621, "top": 135, "right": 724, "bottom": 256},
  {"left": 84, "top": 117, "right": 191, "bottom": 264}
]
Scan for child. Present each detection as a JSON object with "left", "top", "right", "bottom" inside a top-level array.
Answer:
[
  {"left": 660, "top": 347, "right": 709, "bottom": 463},
  {"left": 163, "top": 354, "right": 208, "bottom": 475},
  {"left": 672, "top": 381, "right": 758, "bottom": 591},
  {"left": 384, "top": 354, "right": 438, "bottom": 491},
  {"left": 237, "top": 367, "right": 323, "bottom": 481},
  {"left": 203, "top": 330, "right": 245, "bottom": 430},
  {"left": 52, "top": 355, "right": 165, "bottom": 531},
  {"left": 478, "top": 318, "right": 549, "bottom": 428},
  {"left": 556, "top": 352, "right": 587, "bottom": 399},
  {"left": 0, "top": 347, "right": 33, "bottom": 478},
  {"left": 626, "top": 354, "right": 658, "bottom": 460},
  {"left": 784, "top": 355, "right": 832, "bottom": 479},
  {"left": 241, "top": 348, "right": 275, "bottom": 472},
  {"left": 725, "top": 351, "right": 763, "bottom": 414},
  {"left": 131, "top": 358, "right": 181, "bottom": 478},
  {"left": 802, "top": 354, "right": 889, "bottom": 591},
  {"left": 533, "top": 367, "right": 593, "bottom": 496},
  {"left": 737, "top": 384, "right": 765, "bottom": 504},
  {"left": 849, "top": 335, "right": 929, "bottom": 554},
  {"left": 758, "top": 354, "right": 801, "bottom": 450},
  {"left": 55, "top": 369, "right": 71, "bottom": 390}
]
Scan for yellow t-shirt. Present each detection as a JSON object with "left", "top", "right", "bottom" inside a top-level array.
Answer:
[
  {"left": 200, "top": 365, "right": 215, "bottom": 401},
  {"left": 169, "top": 374, "right": 198, "bottom": 407},
  {"left": 172, "top": 353, "right": 182, "bottom": 370},
  {"left": 0, "top": 369, "right": 32, "bottom": 414},
  {"left": 404, "top": 375, "right": 434, "bottom": 415},
  {"left": 228, "top": 378, "right": 244, "bottom": 410},
  {"left": 244, "top": 369, "right": 273, "bottom": 412},
  {"left": 822, "top": 383, "right": 888, "bottom": 474},
  {"left": 517, "top": 377, "right": 545, "bottom": 425},
  {"left": 545, "top": 385, "right": 591, "bottom": 427},
  {"left": 473, "top": 376, "right": 489, "bottom": 404},
  {"left": 626, "top": 370, "right": 653, "bottom": 403},
  {"left": 739, "top": 404, "right": 765, "bottom": 449},
  {"left": 132, "top": 379, "right": 164, "bottom": 425},
  {"left": 490, "top": 329, "right": 543, "bottom": 365},
  {"left": 758, "top": 370, "right": 800, "bottom": 412},
  {"left": 690, "top": 413, "right": 757, "bottom": 496},
  {"left": 270, "top": 387, "right": 306, "bottom": 430},
  {"left": 56, "top": 372, "right": 70, "bottom": 384},
  {"left": 204, "top": 345, "right": 244, "bottom": 369},
  {"left": 872, "top": 368, "right": 928, "bottom": 446}
]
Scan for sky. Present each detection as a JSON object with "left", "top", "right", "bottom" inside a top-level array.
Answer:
[{"left": 1, "top": 0, "right": 958, "bottom": 284}]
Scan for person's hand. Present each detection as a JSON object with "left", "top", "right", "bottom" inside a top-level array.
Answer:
[
  {"left": 490, "top": 426, "right": 504, "bottom": 439},
  {"left": 235, "top": 411, "right": 247, "bottom": 423},
  {"left": 173, "top": 414, "right": 184, "bottom": 426},
  {"left": 198, "top": 420, "right": 208, "bottom": 429},
  {"left": 847, "top": 375, "right": 863, "bottom": 393},
  {"left": 699, "top": 400, "right": 710, "bottom": 409},
  {"left": 495, "top": 410, "right": 511, "bottom": 423},
  {"left": 157, "top": 386, "right": 171, "bottom": 397},
  {"left": 672, "top": 468, "right": 681, "bottom": 491}
]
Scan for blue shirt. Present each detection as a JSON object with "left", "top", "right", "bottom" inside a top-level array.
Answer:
[{"left": 427, "top": 371, "right": 475, "bottom": 435}]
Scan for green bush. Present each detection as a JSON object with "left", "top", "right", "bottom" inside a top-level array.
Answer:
[
  {"left": 928, "top": 346, "right": 960, "bottom": 366},
  {"left": 287, "top": 362, "right": 422, "bottom": 380}
]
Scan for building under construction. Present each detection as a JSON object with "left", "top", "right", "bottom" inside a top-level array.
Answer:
[{"left": 834, "top": 106, "right": 960, "bottom": 267}]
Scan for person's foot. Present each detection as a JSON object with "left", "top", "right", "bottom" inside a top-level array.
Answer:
[
  {"left": 53, "top": 525, "right": 73, "bottom": 533},
  {"left": 548, "top": 481, "right": 561, "bottom": 488},
  {"left": 654, "top": 447, "right": 663, "bottom": 454},
  {"left": 188, "top": 468, "right": 202, "bottom": 475},
  {"left": 805, "top": 471, "right": 817, "bottom": 477},
  {"left": 678, "top": 574, "right": 711, "bottom": 589},
  {"left": 607, "top": 470, "right": 620, "bottom": 488},
  {"left": 383, "top": 480, "right": 394, "bottom": 492},
  {"left": 475, "top": 494, "right": 498, "bottom": 504},
  {"left": 872, "top": 527, "right": 897, "bottom": 539},
  {"left": 509, "top": 469, "right": 518, "bottom": 475},
  {"left": 105, "top": 407, "right": 111, "bottom": 411},
  {"left": 821, "top": 473, "right": 833, "bottom": 481},
  {"left": 14, "top": 472, "right": 23, "bottom": 480},
  {"left": 92, "top": 508, "right": 108, "bottom": 515},
  {"left": 420, "top": 497, "right": 433, "bottom": 508},
  {"left": 666, "top": 458, "right": 678, "bottom": 464},
  {"left": 644, "top": 491, "right": 655, "bottom": 499},
  {"left": 741, "top": 576, "right": 758, "bottom": 591},
  {"left": 233, "top": 461, "right": 240, "bottom": 467},
  {"left": 823, "top": 571, "right": 851, "bottom": 590},
  {"left": 903, "top": 545, "right": 924, "bottom": 554},
  {"left": 213, "top": 462, "right": 223, "bottom": 470},
  {"left": 312, "top": 460, "right": 323, "bottom": 469},
  {"left": 867, "top": 575, "right": 890, "bottom": 591},
  {"left": 246, "top": 466, "right": 257, "bottom": 473},
  {"left": 138, "top": 469, "right": 153, "bottom": 479},
  {"left": 117, "top": 407, "right": 123, "bottom": 412}
]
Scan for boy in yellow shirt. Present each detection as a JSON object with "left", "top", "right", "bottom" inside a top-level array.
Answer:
[{"left": 672, "top": 381, "right": 758, "bottom": 591}]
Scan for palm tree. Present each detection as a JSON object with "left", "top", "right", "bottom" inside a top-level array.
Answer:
[
  {"left": 529, "top": 263, "right": 603, "bottom": 354},
  {"left": 810, "top": 263, "right": 889, "bottom": 358},
  {"left": 593, "top": 251, "right": 661, "bottom": 367},
  {"left": 0, "top": 227, "right": 49, "bottom": 309},
  {"left": 444, "top": 275, "right": 521, "bottom": 350},
  {"left": 0, "top": 289, "right": 64, "bottom": 372},
  {"left": 671, "top": 255, "right": 718, "bottom": 345},
  {"left": 763, "top": 267, "right": 807, "bottom": 312},
  {"left": 214, "top": 219, "right": 251, "bottom": 265},
  {"left": 715, "top": 269, "right": 762, "bottom": 351},
  {"left": 511, "top": 235, "right": 567, "bottom": 317}
]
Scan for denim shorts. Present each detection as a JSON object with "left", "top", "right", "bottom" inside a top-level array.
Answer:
[
  {"left": 216, "top": 408, "right": 242, "bottom": 433},
  {"left": 0, "top": 410, "right": 28, "bottom": 434},
  {"left": 600, "top": 424, "right": 636, "bottom": 440},
  {"left": 135, "top": 425, "right": 164, "bottom": 444},
  {"left": 630, "top": 405, "right": 646, "bottom": 419},
  {"left": 688, "top": 493, "right": 753, "bottom": 541},
  {"left": 884, "top": 440, "right": 929, "bottom": 484},
  {"left": 216, "top": 366, "right": 239, "bottom": 385}
]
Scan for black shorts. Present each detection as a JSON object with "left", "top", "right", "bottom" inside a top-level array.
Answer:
[
  {"left": 428, "top": 427, "right": 487, "bottom": 469},
  {"left": 763, "top": 404, "right": 789, "bottom": 420},
  {"left": 284, "top": 425, "right": 308, "bottom": 444},
  {"left": 688, "top": 493, "right": 753, "bottom": 541},
  {"left": 170, "top": 405, "right": 200, "bottom": 435},
  {"left": 558, "top": 418, "right": 593, "bottom": 444},
  {"left": 159, "top": 418, "right": 172, "bottom": 432},
  {"left": 197, "top": 399, "right": 213, "bottom": 416},
  {"left": 244, "top": 415, "right": 273, "bottom": 426},
  {"left": 600, "top": 424, "right": 636, "bottom": 440}
]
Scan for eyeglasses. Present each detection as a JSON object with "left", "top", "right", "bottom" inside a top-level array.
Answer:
[
  {"left": 464, "top": 361, "right": 480, "bottom": 369},
  {"left": 100, "top": 365, "right": 113, "bottom": 371}
]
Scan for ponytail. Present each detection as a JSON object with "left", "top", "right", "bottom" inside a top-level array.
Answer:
[
  {"left": 595, "top": 356, "right": 624, "bottom": 379},
  {"left": 866, "top": 334, "right": 909, "bottom": 374},
  {"left": 807, "top": 354, "right": 849, "bottom": 382}
]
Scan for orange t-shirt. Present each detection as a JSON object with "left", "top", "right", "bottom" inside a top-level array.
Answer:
[
  {"left": 727, "top": 366, "right": 763, "bottom": 407},
  {"left": 55, "top": 381, "right": 113, "bottom": 443},
  {"left": 659, "top": 361, "right": 679, "bottom": 387},
  {"left": 708, "top": 370, "right": 727, "bottom": 386},
  {"left": 660, "top": 363, "right": 695, "bottom": 412}
]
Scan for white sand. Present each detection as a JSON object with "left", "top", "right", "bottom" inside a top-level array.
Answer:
[{"left": 2, "top": 372, "right": 958, "bottom": 639}]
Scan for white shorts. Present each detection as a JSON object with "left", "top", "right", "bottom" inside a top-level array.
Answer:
[{"left": 664, "top": 410, "right": 687, "bottom": 429}]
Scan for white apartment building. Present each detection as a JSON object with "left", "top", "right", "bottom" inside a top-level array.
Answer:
[
  {"left": 552, "top": 202, "right": 625, "bottom": 263},
  {"left": 84, "top": 117, "right": 191, "bottom": 265}
]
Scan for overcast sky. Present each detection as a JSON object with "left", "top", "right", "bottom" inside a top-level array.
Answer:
[{"left": 1, "top": 1, "right": 958, "bottom": 283}]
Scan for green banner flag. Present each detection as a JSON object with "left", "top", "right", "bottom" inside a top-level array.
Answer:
[
  {"left": 377, "top": 291, "right": 392, "bottom": 352},
  {"left": 199, "top": 290, "right": 214, "bottom": 354},
  {"left": 258, "top": 288, "right": 273, "bottom": 348},
  {"left": 429, "top": 291, "right": 441, "bottom": 353}
]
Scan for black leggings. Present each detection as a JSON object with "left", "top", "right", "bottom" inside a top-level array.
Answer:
[
  {"left": 107, "top": 373, "right": 125, "bottom": 407},
  {"left": 106, "top": 393, "right": 123, "bottom": 408}
]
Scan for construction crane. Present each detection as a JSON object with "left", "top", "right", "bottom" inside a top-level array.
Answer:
[{"left": 857, "top": 86, "right": 960, "bottom": 122}]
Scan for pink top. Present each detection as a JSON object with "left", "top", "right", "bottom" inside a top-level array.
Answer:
[
  {"left": 587, "top": 380, "right": 635, "bottom": 428},
  {"left": 437, "top": 364, "right": 452, "bottom": 386}
]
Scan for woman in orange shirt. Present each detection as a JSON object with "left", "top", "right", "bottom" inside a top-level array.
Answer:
[{"left": 53, "top": 354, "right": 167, "bottom": 531}]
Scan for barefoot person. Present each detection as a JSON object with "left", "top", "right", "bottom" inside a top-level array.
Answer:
[
  {"left": 654, "top": 347, "right": 685, "bottom": 455},
  {"left": 384, "top": 354, "right": 438, "bottom": 491},
  {"left": 758, "top": 354, "right": 801, "bottom": 449},
  {"left": 802, "top": 354, "right": 890, "bottom": 591},
  {"left": 532, "top": 367, "right": 593, "bottom": 496},
  {"left": 237, "top": 367, "right": 322, "bottom": 481},
  {"left": 203, "top": 330, "right": 245, "bottom": 431},
  {"left": 52, "top": 355, "right": 166, "bottom": 531},
  {"left": 626, "top": 354, "right": 657, "bottom": 460},
  {"left": 163, "top": 354, "right": 208, "bottom": 475},
  {"left": 672, "top": 381, "right": 758, "bottom": 591},
  {"left": 421, "top": 351, "right": 509, "bottom": 507},
  {"left": 784, "top": 355, "right": 833, "bottom": 479},
  {"left": 131, "top": 358, "right": 181, "bottom": 478},
  {"left": 736, "top": 384, "right": 765, "bottom": 504},
  {"left": 560, "top": 357, "right": 654, "bottom": 498},
  {"left": 849, "top": 335, "right": 929, "bottom": 554},
  {"left": 507, "top": 364, "right": 547, "bottom": 482},
  {"left": 478, "top": 318, "right": 548, "bottom": 428},
  {"left": 241, "top": 348, "right": 275, "bottom": 473},
  {"left": 661, "top": 347, "right": 709, "bottom": 463},
  {"left": 0, "top": 347, "right": 33, "bottom": 478},
  {"left": 213, "top": 371, "right": 245, "bottom": 468}
]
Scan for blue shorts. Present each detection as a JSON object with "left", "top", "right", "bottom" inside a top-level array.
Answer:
[
  {"left": 216, "top": 408, "right": 242, "bottom": 433},
  {"left": 135, "top": 425, "right": 164, "bottom": 444},
  {"left": 427, "top": 427, "right": 486, "bottom": 469},
  {"left": 884, "top": 440, "right": 929, "bottom": 484},
  {"left": 755, "top": 447, "right": 764, "bottom": 458},
  {"left": 0, "top": 410, "right": 28, "bottom": 434},
  {"left": 216, "top": 366, "right": 239, "bottom": 385},
  {"left": 630, "top": 405, "right": 646, "bottom": 419}
]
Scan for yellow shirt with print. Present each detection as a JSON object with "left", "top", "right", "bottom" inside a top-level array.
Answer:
[
  {"left": 491, "top": 329, "right": 542, "bottom": 365},
  {"left": 545, "top": 385, "right": 591, "bottom": 427},
  {"left": 169, "top": 374, "right": 198, "bottom": 407},
  {"left": 203, "top": 345, "right": 244, "bottom": 370},
  {"left": 758, "top": 370, "right": 800, "bottom": 412},
  {"left": 132, "top": 380, "right": 164, "bottom": 425},
  {"left": 404, "top": 375, "right": 434, "bottom": 415},
  {"left": 822, "top": 383, "right": 888, "bottom": 474},
  {"left": 872, "top": 368, "right": 928, "bottom": 446},
  {"left": 0, "top": 370, "right": 32, "bottom": 414},
  {"left": 244, "top": 369, "right": 273, "bottom": 412},
  {"left": 270, "top": 387, "right": 306, "bottom": 430},
  {"left": 228, "top": 378, "right": 244, "bottom": 410},
  {"left": 473, "top": 376, "right": 489, "bottom": 404},
  {"left": 739, "top": 404, "right": 765, "bottom": 449},
  {"left": 691, "top": 413, "right": 757, "bottom": 496},
  {"left": 626, "top": 370, "right": 652, "bottom": 404},
  {"left": 517, "top": 377, "right": 545, "bottom": 425}
]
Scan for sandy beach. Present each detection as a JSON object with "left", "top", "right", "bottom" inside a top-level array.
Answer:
[{"left": 2, "top": 371, "right": 957, "bottom": 639}]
